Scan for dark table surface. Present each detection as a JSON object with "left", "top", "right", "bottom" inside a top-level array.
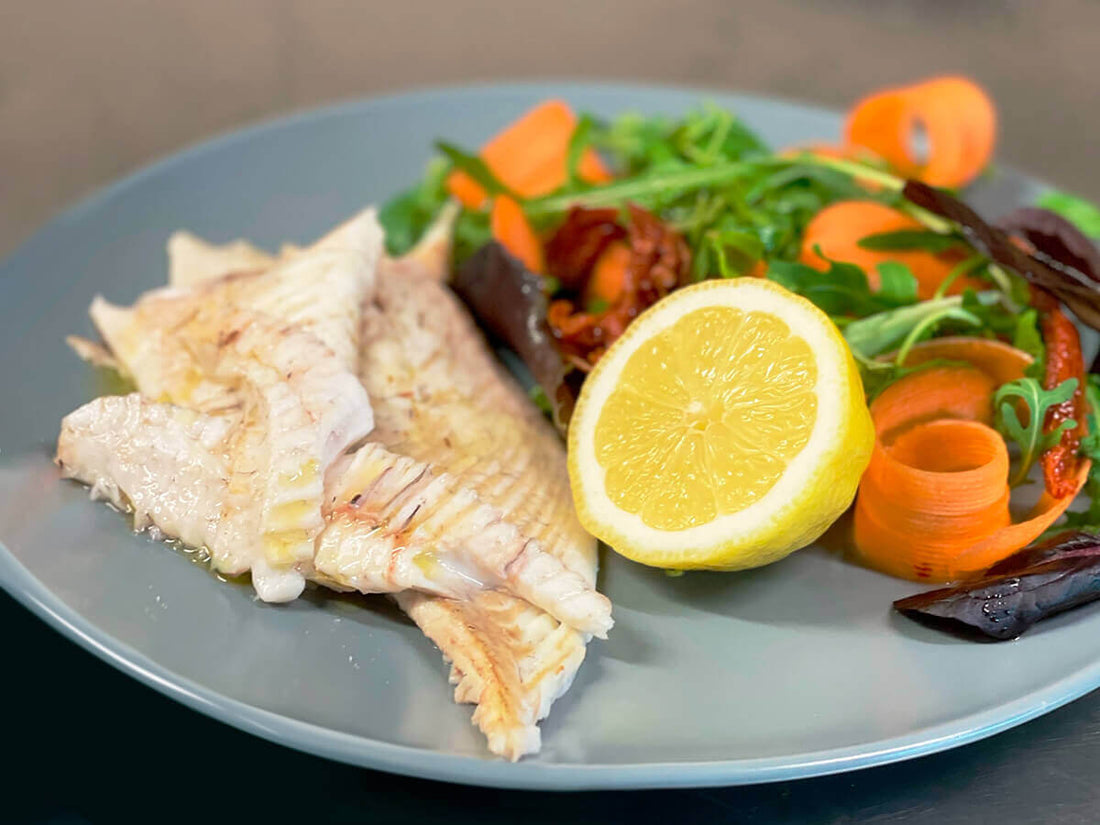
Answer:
[{"left": 7, "top": 585, "right": 1100, "bottom": 825}]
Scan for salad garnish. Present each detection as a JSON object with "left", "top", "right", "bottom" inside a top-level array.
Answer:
[{"left": 384, "top": 75, "right": 1100, "bottom": 617}]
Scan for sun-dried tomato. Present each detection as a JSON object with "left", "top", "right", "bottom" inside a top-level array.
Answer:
[
  {"left": 543, "top": 207, "right": 626, "bottom": 291},
  {"left": 545, "top": 204, "right": 691, "bottom": 365},
  {"left": 1035, "top": 292, "right": 1088, "bottom": 498}
]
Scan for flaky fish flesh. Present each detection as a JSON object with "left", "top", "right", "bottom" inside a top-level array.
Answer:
[
  {"left": 57, "top": 206, "right": 608, "bottom": 758},
  {"left": 158, "top": 215, "right": 604, "bottom": 755},
  {"left": 346, "top": 229, "right": 602, "bottom": 756}
]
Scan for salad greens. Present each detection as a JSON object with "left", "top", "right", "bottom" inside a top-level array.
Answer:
[
  {"left": 382, "top": 103, "right": 1100, "bottom": 408},
  {"left": 994, "top": 377, "right": 1079, "bottom": 487}
]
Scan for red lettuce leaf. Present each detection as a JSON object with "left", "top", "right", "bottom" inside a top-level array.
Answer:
[
  {"left": 893, "top": 530, "right": 1100, "bottom": 640},
  {"left": 452, "top": 242, "right": 580, "bottom": 430},
  {"left": 996, "top": 206, "right": 1100, "bottom": 285},
  {"left": 903, "top": 180, "right": 1100, "bottom": 329}
]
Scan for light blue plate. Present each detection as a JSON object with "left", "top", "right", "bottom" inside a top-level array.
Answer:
[{"left": 1, "top": 82, "right": 1096, "bottom": 791}]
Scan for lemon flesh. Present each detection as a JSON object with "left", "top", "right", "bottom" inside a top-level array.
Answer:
[{"left": 568, "top": 278, "right": 874, "bottom": 571}]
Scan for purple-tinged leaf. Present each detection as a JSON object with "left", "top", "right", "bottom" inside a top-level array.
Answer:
[{"left": 894, "top": 530, "right": 1100, "bottom": 640}]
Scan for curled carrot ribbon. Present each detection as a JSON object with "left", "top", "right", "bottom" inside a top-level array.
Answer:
[
  {"left": 845, "top": 76, "right": 997, "bottom": 189},
  {"left": 853, "top": 340, "right": 1089, "bottom": 582}
]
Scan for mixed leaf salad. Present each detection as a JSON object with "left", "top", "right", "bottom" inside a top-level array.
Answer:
[{"left": 382, "top": 76, "right": 1100, "bottom": 640}]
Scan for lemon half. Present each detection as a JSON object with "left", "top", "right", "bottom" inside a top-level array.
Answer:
[{"left": 567, "top": 278, "right": 874, "bottom": 570}]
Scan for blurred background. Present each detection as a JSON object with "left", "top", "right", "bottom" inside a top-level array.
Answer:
[{"left": 2, "top": 0, "right": 1098, "bottom": 255}]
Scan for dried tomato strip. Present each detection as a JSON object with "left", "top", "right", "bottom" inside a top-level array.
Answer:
[{"left": 1037, "top": 298, "right": 1088, "bottom": 498}]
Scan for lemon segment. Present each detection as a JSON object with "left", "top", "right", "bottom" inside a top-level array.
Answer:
[{"left": 567, "top": 278, "right": 874, "bottom": 571}]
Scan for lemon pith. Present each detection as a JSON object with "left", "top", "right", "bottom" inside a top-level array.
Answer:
[{"left": 567, "top": 278, "right": 874, "bottom": 571}]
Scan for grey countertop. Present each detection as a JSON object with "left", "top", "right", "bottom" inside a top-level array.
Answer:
[{"left": 4, "top": 1, "right": 1100, "bottom": 821}]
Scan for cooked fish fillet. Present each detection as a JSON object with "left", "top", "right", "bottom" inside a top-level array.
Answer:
[
  {"left": 395, "top": 589, "right": 587, "bottom": 760},
  {"left": 361, "top": 255, "right": 598, "bottom": 586},
  {"left": 58, "top": 391, "right": 603, "bottom": 634},
  {"left": 152, "top": 216, "right": 603, "bottom": 755},
  {"left": 316, "top": 441, "right": 608, "bottom": 636},
  {"left": 64, "top": 212, "right": 384, "bottom": 600},
  {"left": 343, "top": 229, "right": 602, "bottom": 757},
  {"left": 59, "top": 308, "right": 374, "bottom": 601},
  {"left": 87, "top": 208, "right": 382, "bottom": 399},
  {"left": 167, "top": 230, "right": 276, "bottom": 289},
  {"left": 60, "top": 206, "right": 607, "bottom": 758}
]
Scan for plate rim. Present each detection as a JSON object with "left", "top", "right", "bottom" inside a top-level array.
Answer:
[{"left": 2, "top": 80, "right": 1093, "bottom": 791}]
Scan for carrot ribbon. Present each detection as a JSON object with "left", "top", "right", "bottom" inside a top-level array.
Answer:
[
  {"left": 799, "top": 201, "right": 974, "bottom": 299},
  {"left": 845, "top": 76, "right": 997, "bottom": 189},
  {"left": 447, "top": 100, "right": 611, "bottom": 209},
  {"left": 853, "top": 340, "right": 1089, "bottom": 582}
]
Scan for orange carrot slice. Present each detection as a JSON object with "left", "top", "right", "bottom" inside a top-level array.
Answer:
[
  {"left": 799, "top": 201, "right": 971, "bottom": 299},
  {"left": 853, "top": 357, "right": 1087, "bottom": 583},
  {"left": 490, "top": 195, "right": 545, "bottom": 274},
  {"left": 845, "top": 76, "right": 996, "bottom": 189},
  {"left": 585, "top": 240, "right": 632, "bottom": 304},
  {"left": 446, "top": 100, "right": 612, "bottom": 209},
  {"left": 897, "top": 337, "right": 1034, "bottom": 386},
  {"left": 869, "top": 365, "right": 998, "bottom": 443}
]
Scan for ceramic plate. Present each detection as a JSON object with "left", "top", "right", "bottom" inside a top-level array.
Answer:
[{"left": 2, "top": 82, "right": 1098, "bottom": 791}]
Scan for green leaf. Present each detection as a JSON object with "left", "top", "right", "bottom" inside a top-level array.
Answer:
[
  {"left": 1036, "top": 190, "right": 1100, "bottom": 240},
  {"left": 743, "top": 163, "right": 868, "bottom": 206},
  {"left": 767, "top": 259, "right": 873, "bottom": 316},
  {"left": 702, "top": 227, "right": 765, "bottom": 278},
  {"left": 875, "top": 261, "right": 919, "bottom": 305},
  {"left": 994, "top": 377, "right": 1079, "bottom": 486},
  {"left": 767, "top": 253, "right": 918, "bottom": 320},
  {"left": 585, "top": 297, "right": 611, "bottom": 313},
  {"left": 1012, "top": 308, "right": 1045, "bottom": 372},
  {"left": 378, "top": 157, "right": 452, "bottom": 255},
  {"left": 528, "top": 385, "right": 554, "bottom": 416},
  {"left": 1063, "top": 375, "right": 1100, "bottom": 529},
  {"left": 842, "top": 292, "right": 1000, "bottom": 359},
  {"left": 565, "top": 115, "right": 595, "bottom": 185},
  {"left": 857, "top": 228, "right": 963, "bottom": 253},
  {"left": 435, "top": 141, "right": 511, "bottom": 199}
]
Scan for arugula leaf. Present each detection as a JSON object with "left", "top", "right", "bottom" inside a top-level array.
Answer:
[
  {"left": 1036, "top": 190, "right": 1100, "bottom": 240},
  {"left": 767, "top": 259, "right": 873, "bottom": 316},
  {"left": 1064, "top": 376, "right": 1100, "bottom": 530},
  {"left": 435, "top": 142, "right": 512, "bottom": 198},
  {"left": 766, "top": 255, "right": 918, "bottom": 320},
  {"left": 528, "top": 385, "right": 554, "bottom": 415},
  {"left": 843, "top": 292, "right": 999, "bottom": 360},
  {"left": 857, "top": 228, "right": 964, "bottom": 253},
  {"left": 701, "top": 227, "right": 765, "bottom": 278},
  {"left": 378, "top": 157, "right": 451, "bottom": 255},
  {"left": 1012, "top": 307, "right": 1045, "bottom": 373},
  {"left": 744, "top": 164, "right": 868, "bottom": 205},
  {"left": 994, "top": 377, "right": 1079, "bottom": 486},
  {"left": 452, "top": 209, "right": 492, "bottom": 267},
  {"left": 876, "top": 261, "right": 919, "bottom": 305}
]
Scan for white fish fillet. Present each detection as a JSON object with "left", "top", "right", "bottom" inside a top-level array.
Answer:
[
  {"left": 66, "top": 211, "right": 384, "bottom": 600},
  {"left": 59, "top": 206, "right": 608, "bottom": 758},
  {"left": 88, "top": 208, "right": 382, "bottom": 398},
  {"left": 61, "top": 211, "right": 608, "bottom": 630},
  {"left": 167, "top": 230, "right": 276, "bottom": 289},
  {"left": 395, "top": 590, "right": 587, "bottom": 760},
  {"left": 153, "top": 215, "right": 602, "bottom": 756},
  {"left": 316, "top": 442, "right": 608, "bottom": 636},
  {"left": 58, "top": 391, "right": 603, "bottom": 636},
  {"left": 344, "top": 229, "right": 602, "bottom": 757},
  {"left": 59, "top": 306, "right": 374, "bottom": 601}
]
